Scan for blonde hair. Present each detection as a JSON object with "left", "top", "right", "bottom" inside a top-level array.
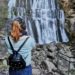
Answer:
[{"left": 11, "top": 21, "right": 22, "bottom": 42}]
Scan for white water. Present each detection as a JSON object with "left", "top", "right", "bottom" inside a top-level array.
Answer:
[
  {"left": 8, "top": 0, "right": 69, "bottom": 44},
  {"left": 8, "top": 0, "right": 16, "bottom": 18}
]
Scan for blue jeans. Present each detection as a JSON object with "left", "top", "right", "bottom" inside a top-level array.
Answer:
[{"left": 9, "top": 65, "right": 32, "bottom": 75}]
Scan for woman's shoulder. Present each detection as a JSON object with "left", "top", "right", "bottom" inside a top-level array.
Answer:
[
  {"left": 5, "top": 35, "right": 35, "bottom": 43},
  {"left": 20, "top": 35, "right": 34, "bottom": 40}
]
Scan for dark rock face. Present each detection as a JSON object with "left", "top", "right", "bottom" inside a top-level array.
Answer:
[
  {"left": 32, "top": 43, "right": 75, "bottom": 75},
  {"left": 59, "top": 0, "right": 75, "bottom": 42}
]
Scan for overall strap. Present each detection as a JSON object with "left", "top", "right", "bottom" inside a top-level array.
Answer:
[
  {"left": 8, "top": 36, "right": 15, "bottom": 53},
  {"left": 8, "top": 36, "right": 29, "bottom": 53},
  {"left": 17, "top": 37, "right": 29, "bottom": 52}
]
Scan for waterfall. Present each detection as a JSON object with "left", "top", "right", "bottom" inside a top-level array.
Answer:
[
  {"left": 8, "top": 0, "right": 69, "bottom": 44},
  {"left": 8, "top": 0, "right": 16, "bottom": 18},
  {"left": 59, "top": 10, "right": 68, "bottom": 42}
]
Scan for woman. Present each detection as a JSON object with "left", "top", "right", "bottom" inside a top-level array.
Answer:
[{"left": 5, "top": 17, "right": 36, "bottom": 75}]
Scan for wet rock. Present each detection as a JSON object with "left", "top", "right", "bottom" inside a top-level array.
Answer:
[
  {"left": 41, "top": 59, "right": 57, "bottom": 72},
  {"left": 45, "top": 72, "right": 53, "bottom": 75},
  {"left": 32, "top": 68, "right": 41, "bottom": 75}
]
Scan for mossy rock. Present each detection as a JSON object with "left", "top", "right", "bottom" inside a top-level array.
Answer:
[{"left": 0, "top": 0, "right": 8, "bottom": 29}]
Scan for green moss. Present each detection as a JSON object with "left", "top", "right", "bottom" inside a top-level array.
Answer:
[
  {"left": 0, "top": 0, "right": 8, "bottom": 28},
  {"left": 0, "top": 19, "right": 6, "bottom": 28},
  {"left": 69, "top": 69, "right": 75, "bottom": 75}
]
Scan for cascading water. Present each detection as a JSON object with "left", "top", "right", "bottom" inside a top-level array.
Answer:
[
  {"left": 8, "top": 0, "right": 16, "bottom": 18},
  {"left": 7, "top": 0, "right": 69, "bottom": 44}
]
